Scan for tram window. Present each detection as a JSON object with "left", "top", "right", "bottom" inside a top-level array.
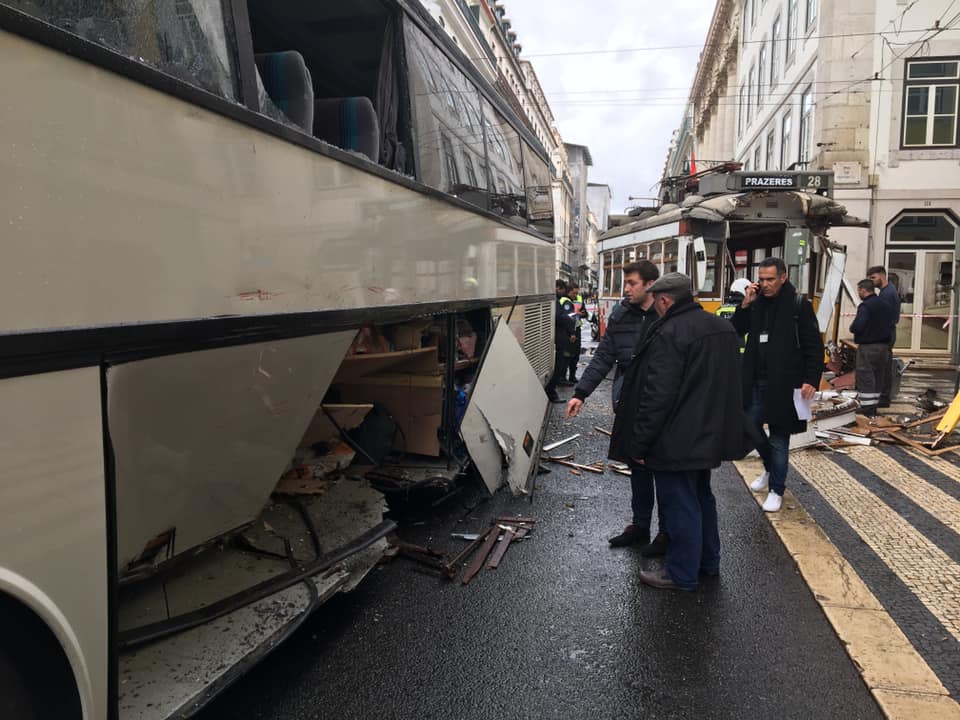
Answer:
[
  {"left": 405, "top": 21, "right": 487, "bottom": 205},
  {"left": 603, "top": 266, "right": 612, "bottom": 296},
  {"left": 10, "top": 0, "right": 237, "bottom": 99},
  {"left": 664, "top": 239, "right": 679, "bottom": 273}
]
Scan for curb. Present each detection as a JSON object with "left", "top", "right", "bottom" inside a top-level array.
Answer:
[{"left": 733, "top": 457, "right": 960, "bottom": 720}]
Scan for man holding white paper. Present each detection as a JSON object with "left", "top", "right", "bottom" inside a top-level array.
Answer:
[{"left": 732, "top": 258, "right": 824, "bottom": 513}]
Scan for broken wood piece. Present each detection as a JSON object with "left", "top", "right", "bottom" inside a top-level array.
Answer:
[
  {"left": 461, "top": 526, "right": 500, "bottom": 585},
  {"left": 546, "top": 457, "right": 604, "bottom": 474},
  {"left": 486, "top": 528, "right": 515, "bottom": 569},
  {"left": 901, "top": 410, "right": 947, "bottom": 429},
  {"left": 611, "top": 468, "right": 632, "bottom": 477},
  {"left": 543, "top": 434, "right": 581, "bottom": 452},
  {"left": 493, "top": 516, "right": 536, "bottom": 524},
  {"left": 442, "top": 531, "right": 488, "bottom": 580},
  {"left": 542, "top": 452, "right": 575, "bottom": 462},
  {"left": 593, "top": 426, "right": 613, "bottom": 437},
  {"left": 570, "top": 469, "right": 581, "bottom": 476}
]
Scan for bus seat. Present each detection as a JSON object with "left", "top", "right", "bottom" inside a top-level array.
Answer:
[
  {"left": 254, "top": 52, "right": 314, "bottom": 133},
  {"left": 313, "top": 97, "right": 380, "bottom": 162}
]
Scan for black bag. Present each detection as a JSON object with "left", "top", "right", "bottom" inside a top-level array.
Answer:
[{"left": 345, "top": 404, "right": 398, "bottom": 466}]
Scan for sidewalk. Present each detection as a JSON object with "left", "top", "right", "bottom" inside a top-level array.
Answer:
[{"left": 735, "top": 441, "right": 960, "bottom": 718}]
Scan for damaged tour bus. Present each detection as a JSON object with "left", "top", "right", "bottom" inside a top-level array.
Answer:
[{"left": 0, "top": 1, "right": 556, "bottom": 718}]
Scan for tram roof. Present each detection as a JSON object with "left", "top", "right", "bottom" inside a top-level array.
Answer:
[{"left": 598, "top": 190, "right": 867, "bottom": 249}]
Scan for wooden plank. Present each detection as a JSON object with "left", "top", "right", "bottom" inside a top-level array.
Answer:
[
  {"left": 902, "top": 410, "right": 947, "bottom": 429},
  {"left": 462, "top": 526, "right": 500, "bottom": 585},
  {"left": 486, "top": 528, "right": 515, "bottom": 569}
]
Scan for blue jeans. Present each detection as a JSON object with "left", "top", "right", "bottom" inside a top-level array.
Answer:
[
  {"left": 748, "top": 383, "right": 789, "bottom": 496},
  {"left": 630, "top": 466, "right": 663, "bottom": 534},
  {"left": 654, "top": 469, "right": 720, "bottom": 589}
]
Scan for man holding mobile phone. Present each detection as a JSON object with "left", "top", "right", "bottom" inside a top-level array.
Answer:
[{"left": 732, "top": 258, "right": 824, "bottom": 513}]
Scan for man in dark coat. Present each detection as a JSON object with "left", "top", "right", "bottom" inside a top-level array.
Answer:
[
  {"left": 546, "top": 279, "right": 577, "bottom": 403},
  {"left": 732, "top": 257, "right": 823, "bottom": 513},
  {"left": 868, "top": 265, "right": 901, "bottom": 407},
  {"left": 609, "top": 273, "right": 750, "bottom": 591},
  {"left": 850, "top": 279, "right": 894, "bottom": 417},
  {"left": 566, "top": 260, "right": 665, "bottom": 552}
]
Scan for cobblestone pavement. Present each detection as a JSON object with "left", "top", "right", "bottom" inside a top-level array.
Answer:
[{"left": 739, "top": 437, "right": 960, "bottom": 711}]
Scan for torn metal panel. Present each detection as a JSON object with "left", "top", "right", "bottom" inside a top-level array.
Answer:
[{"left": 461, "top": 320, "right": 550, "bottom": 495}]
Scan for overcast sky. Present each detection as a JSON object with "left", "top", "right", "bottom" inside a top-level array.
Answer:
[{"left": 505, "top": 1, "right": 715, "bottom": 216}]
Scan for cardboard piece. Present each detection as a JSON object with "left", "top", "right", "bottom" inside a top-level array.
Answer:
[
  {"left": 332, "top": 347, "right": 438, "bottom": 383},
  {"left": 389, "top": 321, "right": 433, "bottom": 351},
  {"left": 337, "top": 374, "right": 442, "bottom": 457},
  {"left": 298, "top": 403, "right": 373, "bottom": 448}
]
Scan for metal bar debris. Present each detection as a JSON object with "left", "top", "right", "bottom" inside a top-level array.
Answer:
[
  {"left": 543, "top": 434, "right": 581, "bottom": 452},
  {"left": 486, "top": 527, "right": 515, "bottom": 569},
  {"left": 462, "top": 526, "right": 501, "bottom": 585}
]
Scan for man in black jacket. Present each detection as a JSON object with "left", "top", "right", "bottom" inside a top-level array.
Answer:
[
  {"left": 566, "top": 260, "right": 665, "bottom": 552},
  {"left": 609, "top": 273, "right": 750, "bottom": 591},
  {"left": 546, "top": 279, "right": 577, "bottom": 403},
  {"left": 850, "top": 279, "right": 893, "bottom": 417},
  {"left": 732, "top": 257, "right": 823, "bottom": 513}
]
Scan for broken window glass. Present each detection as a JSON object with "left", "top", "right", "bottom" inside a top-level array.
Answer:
[{"left": 9, "top": 0, "right": 237, "bottom": 100}]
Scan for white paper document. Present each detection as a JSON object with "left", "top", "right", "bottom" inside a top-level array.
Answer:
[{"left": 793, "top": 388, "right": 813, "bottom": 421}]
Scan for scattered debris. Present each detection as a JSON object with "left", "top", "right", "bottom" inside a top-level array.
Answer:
[
  {"left": 545, "top": 457, "right": 604, "bottom": 474},
  {"left": 593, "top": 427, "right": 613, "bottom": 437},
  {"left": 390, "top": 518, "right": 538, "bottom": 583},
  {"left": 543, "top": 434, "right": 581, "bottom": 452}
]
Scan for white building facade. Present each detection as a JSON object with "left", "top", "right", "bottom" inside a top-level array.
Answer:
[{"left": 735, "top": 0, "right": 960, "bottom": 358}]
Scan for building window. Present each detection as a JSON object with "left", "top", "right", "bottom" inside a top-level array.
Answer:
[
  {"left": 902, "top": 59, "right": 959, "bottom": 148},
  {"left": 754, "top": 145, "right": 762, "bottom": 170},
  {"left": 766, "top": 128, "right": 776, "bottom": 169},
  {"left": 780, "top": 112, "right": 792, "bottom": 170},
  {"left": 462, "top": 151, "right": 479, "bottom": 187},
  {"left": 799, "top": 85, "right": 814, "bottom": 164},
  {"left": 440, "top": 133, "right": 460, "bottom": 190},
  {"left": 786, "top": 0, "right": 798, "bottom": 66},
  {"left": 747, "top": 64, "right": 755, "bottom": 122},
  {"left": 758, "top": 42, "right": 767, "bottom": 106},
  {"left": 744, "top": 158, "right": 751, "bottom": 171},
  {"left": 739, "top": 84, "right": 748, "bottom": 137},
  {"left": 750, "top": 0, "right": 757, "bottom": 27},
  {"left": 771, "top": 14, "right": 782, "bottom": 86},
  {"left": 805, "top": 0, "right": 817, "bottom": 31}
]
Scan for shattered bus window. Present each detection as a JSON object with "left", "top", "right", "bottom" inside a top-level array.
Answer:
[{"left": 8, "top": 0, "right": 237, "bottom": 100}]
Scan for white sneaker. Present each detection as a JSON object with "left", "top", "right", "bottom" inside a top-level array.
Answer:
[
  {"left": 762, "top": 491, "right": 783, "bottom": 513},
  {"left": 750, "top": 471, "right": 769, "bottom": 492}
]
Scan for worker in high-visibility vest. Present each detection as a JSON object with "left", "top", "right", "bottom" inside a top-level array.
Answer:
[
  {"left": 562, "top": 282, "right": 589, "bottom": 384},
  {"left": 717, "top": 278, "right": 751, "bottom": 352}
]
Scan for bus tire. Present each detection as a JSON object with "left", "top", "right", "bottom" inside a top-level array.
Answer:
[{"left": 0, "top": 595, "right": 82, "bottom": 720}]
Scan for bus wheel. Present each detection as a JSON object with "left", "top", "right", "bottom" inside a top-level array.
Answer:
[{"left": 0, "top": 645, "right": 37, "bottom": 720}]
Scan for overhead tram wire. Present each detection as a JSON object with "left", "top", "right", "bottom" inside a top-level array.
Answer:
[{"left": 455, "top": 25, "right": 960, "bottom": 62}]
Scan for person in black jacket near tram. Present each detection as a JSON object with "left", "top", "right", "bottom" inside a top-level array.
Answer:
[
  {"left": 609, "top": 273, "right": 752, "bottom": 591},
  {"left": 732, "top": 257, "right": 824, "bottom": 514},
  {"left": 566, "top": 260, "right": 666, "bottom": 553},
  {"left": 546, "top": 279, "right": 577, "bottom": 403},
  {"left": 850, "top": 279, "right": 894, "bottom": 417}
]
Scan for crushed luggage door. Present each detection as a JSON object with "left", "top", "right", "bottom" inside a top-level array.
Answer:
[{"left": 461, "top": 319, "right": 549, "bottom": 494}]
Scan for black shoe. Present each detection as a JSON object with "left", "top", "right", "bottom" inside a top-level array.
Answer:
[
  {"left": 878, "top": 400, "right": 891, "bottom": 409},
  {"left": 608, "top": 525, "right": 649, "bottom": 548},
  {"left": 568, "top": 376, "right": 579, "bottom": 383},
  {"left": 547, "top": 392, "right": 564, "bottom": 404},
  {"left": 639, "top": 532, "right": 669, "bottom": 557}
]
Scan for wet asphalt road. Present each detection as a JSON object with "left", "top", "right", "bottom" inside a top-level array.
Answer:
[{"left": 199, "top": 363, "right": 881, "bottom": 719}]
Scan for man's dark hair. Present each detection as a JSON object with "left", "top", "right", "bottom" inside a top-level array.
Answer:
[
  {"left": 555, "top": 278, "right": 568, "bottom": 292},
  {"left": 867, "top": 265, "right": 887, "bottom": 276},
  {"left": 758, "top": 257, "right": 787, "bottom": 275},
  {"left": 622, "top": 260, "right": 659, "bottom": 283},
  {"left": 571, "top": 281, "right": 580, "bottom": 289},
  {"left": 858, "top": 279, "right": 876, "bottom": 293}
]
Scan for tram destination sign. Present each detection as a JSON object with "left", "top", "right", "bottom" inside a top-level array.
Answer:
[{"left": 731, "top": 171, "right": 834, "bottom": 196}]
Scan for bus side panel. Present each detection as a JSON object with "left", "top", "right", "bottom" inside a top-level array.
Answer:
[{"left": 0, "top": 368, "right": 107, "bottom": 719}]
